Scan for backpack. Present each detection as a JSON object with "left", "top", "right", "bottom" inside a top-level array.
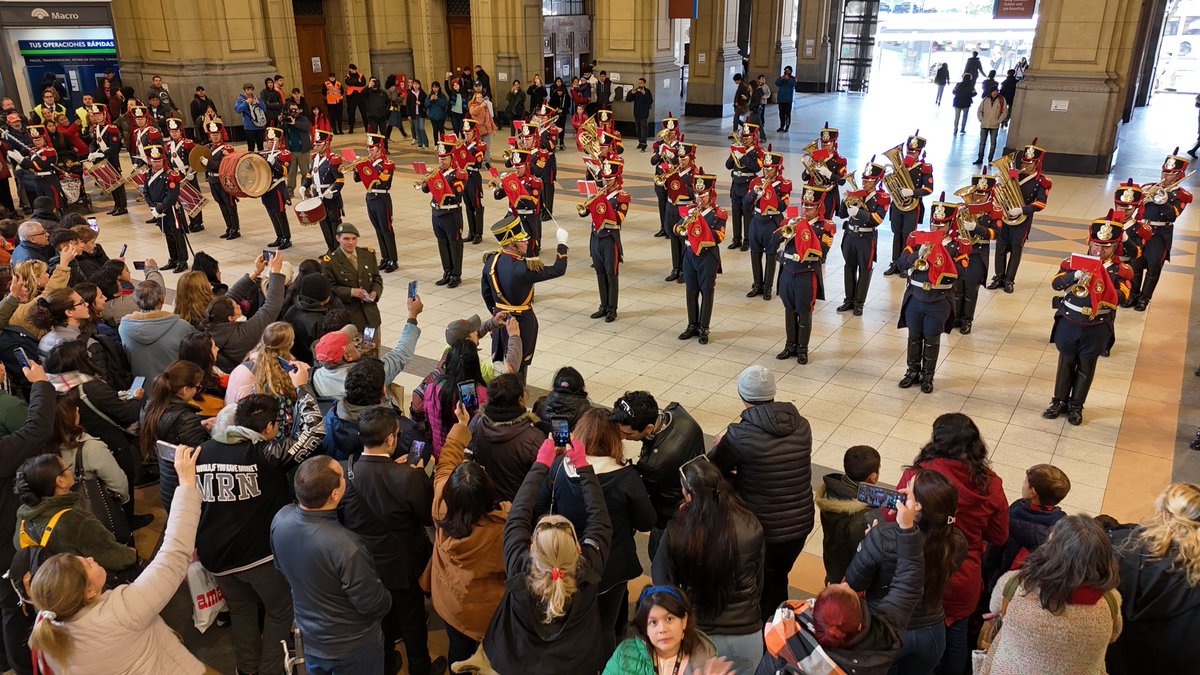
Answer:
[{"left": 8, "top": 509, "right": 71, "bottom": 606}]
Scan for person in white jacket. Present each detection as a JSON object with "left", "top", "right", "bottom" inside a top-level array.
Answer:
[{"left": 974, "top": 88, "right": 1009, "bottom": 165}]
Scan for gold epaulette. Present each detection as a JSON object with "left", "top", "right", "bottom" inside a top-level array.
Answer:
[
  {"left": 321, "top": 254, "right": 332, "bottom": 263},
  {"left": 525, "top": 256, "right": 544, "bottom": 272},
  {"left": 365, "top": 247, "right": 375, "bottom": 253}
]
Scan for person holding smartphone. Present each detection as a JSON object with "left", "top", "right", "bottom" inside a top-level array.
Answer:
[{"left": 322, "top": 223, "right": 383, "bottom": 338}]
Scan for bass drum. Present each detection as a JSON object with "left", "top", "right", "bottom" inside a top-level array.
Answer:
[{"left": 218, "top": 151, "right": 271, "bottom": 198}]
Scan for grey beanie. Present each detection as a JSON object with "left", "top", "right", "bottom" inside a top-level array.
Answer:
[{"left": 737, "top": 365, "right": 776, "bottom": 402}]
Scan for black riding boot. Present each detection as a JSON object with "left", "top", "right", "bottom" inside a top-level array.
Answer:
[
  {"left": 1043, "top": 354, "right": 1075, "bottom": 419},
  {"left": 1067, "top": 357, "right": 1098, "bottom": 426},
  {"left": 605, "top": 277, "right": 619, "bottom": 321},
  {"left": 796, "top": 310, "right": 812, "bottom": 364},
  {"left": 777, "top": 310, "right": 798, "bottom": 359},
  {"left": 698, "top": 292, "right": 715, "bottom": 344},
  {"left": 920, "top": 337, "right": 940, "bottom": 393},
  {"left": 899, "top": 337, "right": 923, "bottom": 388}
]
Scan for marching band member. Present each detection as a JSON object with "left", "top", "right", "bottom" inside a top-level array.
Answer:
[
  {"left": 482, "top": 216, "right": 570, "bottom": 378},
  {"left": 258, "top": 127, "right": 293, "bottom": 250},
  {"left": 142, "top": 145, "right": 189, "bottom": 272},
  {"left": 460, "top": 118, "right": 488, "bottom": 244},
  {"left": 651, "top": 113, "right": 681, "bottom": 237},
  {"left": 422, "top": 139, "right": 467, "bottom": 287},
  {"left": 986, "top": 138, "right": 1050, "bottom": 293},
  {"left": 165, "top": 117, "right": 204, "bottom": 233},
  {"left": 676, "top": 171, "right": 726, "bottom": 345},
  {"left": 84, "top": 103, "right": 127, "bottom": 216},
  {"left": 725, "top": 123, "right": 761, "bottom": 251},
  {"left": 1044, "top": 214, "right": 1133, "bottom": 425},
  {"left": 951, "top": 171, "right": 1003, "bottom": 334},
  {"left": 127, "top": 105, "right": 163, "bottom": 168},
  {"left": 299, "top": 128, "right": 345, "bottom": 254},
  {"left": 596, "top": 107, "right": 620, "bottom": 140},
  {"left": 353, "top": 133, "right": 398, "bottom": 272},
  {"left": 883, "top": 130, "right": 934, "bottom": 275},
  {"left": 775, "top": 185, "right": 835, "bottom": 364},
  {"left": 493, "top": 149, "right": 544, "bottom": 255},
  {"left": 744, "top": 146, "right": 791, "bottom": 301},
  {"left": 537, "top": 119, "right": 560, "bottom": 219},
  {"left": 202, "top": 120, "right": 241, "bottom": 240},
  {"left": 896, "top": 193, "right": 970, "bottom": 393},
  {"left": 1131, "top": 148, "right": 1192, "bottom": 311},
  {"left": 835, "top": 157, "right": 889, "bottom": 316},
  {"left": 580, "top": 157, "right": 630, "bottom": 322},
  {"left": 662, "top": 143, "right": 697, "bottom": 283},
  {"left": 8, "top": 125, "right": 62, "bottom": 212},
  {"left": 801, "top": 123, "right": 847, "bottom": 218}
]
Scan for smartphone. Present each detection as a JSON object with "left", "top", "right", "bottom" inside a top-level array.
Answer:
[
  {"left": 262, "top": 250, "right": 275, "bottom": 262},
  {"left": 12, "top": 347, "right": 29, "bottom": 369},
  {"left": 86, "top": 216, "right": 99, "bottom": 232},
  {"left": 133, "top": 260, "right": 146, "bottom": 271},
  {"left": 119, "top": 244, "right": 127, "bottom": 258},
  {"left": 857, "top": 483, "right": 904, "bottom": 511},
  {"left": 551, "top": 417, "right": 570, "bottom": 447},
  {"left": 155, "top": 440, "right": 177, "bottom": 462},
  {"left": 362, "top": 327, "right": 376, "bottom": 345},
  {"left": 408, "top": 280, "right": 418, "bottom": 300},
  {"left": 276, "top": 356, "right": 298, "bottom": 373},
  {"left": 129, "top": 376, "right": 145, "bottom": 393},
  {"left": 407, "top": 439, "right": 431, "bottom": 467},
  {"left": 458, "top": 381, "right": 478, "bottom": 409}
]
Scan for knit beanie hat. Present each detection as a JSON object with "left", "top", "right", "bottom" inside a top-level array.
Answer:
[{"left": 737, "top": 365, "right": 776, "bottom": 403}]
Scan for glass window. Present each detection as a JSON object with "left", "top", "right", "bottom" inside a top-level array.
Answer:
[{"left": 543, "top": 0, "right": 584, "bottom": 16}]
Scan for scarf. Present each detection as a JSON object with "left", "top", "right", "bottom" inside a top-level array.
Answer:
[{"left": 47, "top": 371, "right": 94, "bottom": 394}]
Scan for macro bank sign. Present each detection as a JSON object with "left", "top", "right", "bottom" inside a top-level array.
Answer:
[
  {"left": 30, "top": 7, "right": 81, "bottom": 20},
  {"left": 0, "top": 3, "right": 113, "bottom": 26}
]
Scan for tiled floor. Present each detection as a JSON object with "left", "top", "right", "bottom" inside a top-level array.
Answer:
[{"left": 117, "top": 84, "right": 1197, "bottom": 672}]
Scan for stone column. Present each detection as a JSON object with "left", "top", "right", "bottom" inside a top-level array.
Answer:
[
  {"left": 471, "top": 0, "right": 543, "bottom": 89},
  {"left": 365, "top": 0, "right": 416, "bottom": 76},
  {"left": 405, "top": 0, "right": 452, "bottom": 81},
  {"left": 323, "top": 0, "right": 371, "bottom": 77},
  {"left": 794, "top": 0, "right": 833, "bottom": 92},
  {"left": 594, "top": 0, "right": 679, "bottom": 121},
  {"left": 685, "top": 0, "right": 743, "bottom": 117},
  {"left": 747, "top": 0, "right": 799, "bottom": 83},
  {"left": 1004, "top": 0, "right": 1145, "bottom": 174}
]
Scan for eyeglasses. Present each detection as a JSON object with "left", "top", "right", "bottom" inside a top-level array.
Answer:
[
  {"left": 73, "top": 299, "right": 89, "bottom": 308},
  {"left": 678, "top": 453, "right": 710, "bottom": 481},
  {"left": 58, "top": 464, "right": 73, "bottom": 478}
]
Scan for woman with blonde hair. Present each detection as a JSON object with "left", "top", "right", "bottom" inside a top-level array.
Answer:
[
  {"left": 537, "top": 406, "right": 655, "bottom": 658},
  {"left": 477, "top": 433, "right": 612, "bottom": 675},
  {"left": 27, "top": 445, "right": 205, "bottom": 674},
  {"left": 223, "top": 321, "right": 299, "bottom": 411},
  {"left": 12, "top": 253, "right": 74, "bottom": 338},
  {"left": 1107, "top": 483, "right": 1200, "bottom": 674},
  {"left": 172, "top": 271, "right": 213, "bottom": 328}
]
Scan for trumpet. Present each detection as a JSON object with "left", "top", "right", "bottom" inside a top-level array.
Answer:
[
  {"left": 487, "top": 170, "right": 516, "bottom": 191},
  {"left": 674, "top": 208, "right": 701, "bottom": 237},
  {"left": 412, "top": 168, "right": 439, "bottom": 188},
  {"left": 777, "top": 221, "right": 796, "bottom": 239},
  {"left": 1069, "top": 271, "right": 1093, "bottom": 297},
  {"left": 654, "top": 166, "right": 679, "bottom": 187},
  {"left": 339, "top": 157, "right": 371, "bottom": 174},
  {"left": 577, "top": 187, "right": 612, "bottom": 216},
  {"left": 500, "top": 148, "right": 515, "bottom": 162},
  {"left": 913, "top": 244, "right": 932, "bottom": 271}
]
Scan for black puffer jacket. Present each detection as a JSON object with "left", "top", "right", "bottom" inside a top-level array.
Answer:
[
  {"left": 711, "top": 402, "right": 814, "bottom": 544},
  {"left": 531, "top": 390, "right": 591, "bottom": 434},
  {"left": 653, "top": 507, "right": 764, "bottom": 636},
  {"left": 282, "top": 293, "right": 330, "bottom": 365},
  {"left": 845, "top": 520, "right": 967, "bottom": 630},
  {"left": 467, "top": 408, "right": 543, "bottom": 502},
  {"left": 634, "top": 403, "right": 704, "bottom": 530}
]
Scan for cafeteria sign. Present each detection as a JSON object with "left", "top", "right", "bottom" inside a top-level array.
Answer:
[{"left": 19, "top": 39, "right": 116, "bottom": 64}]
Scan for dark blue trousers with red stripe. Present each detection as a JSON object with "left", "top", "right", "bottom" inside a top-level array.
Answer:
[
  {"left": 260, "top": 184, "right": 291, "bottom": 240},
  {"left": 590, "top": 229, "right": 622, "bottom": 313},
  {"left": 367, "top": 193, "right": 397, "bottom": 263}
]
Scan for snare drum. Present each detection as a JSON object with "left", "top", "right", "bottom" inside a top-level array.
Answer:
[
  {"left": 294, "top": 197, "right": 327, "bottom": 225},
  {"left": 218, "top": 151, "right": 271, "bottom": 198},
  {"left": 85, "top": 160, "right": 123, "bottom": 193},
  {"left": 127, "top": 166, "right": 148, "bottom": 188},
  {"left": 179, "top": 180, "right": 209, "bottom": 218}
]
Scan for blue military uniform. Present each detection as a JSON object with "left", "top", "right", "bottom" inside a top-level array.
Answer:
[
  {"left": 1044, "top": 216, "right": 1133, "bottom": 426},
  {"left": 651, "top": 115, "right": 681, "bottom": 237},
  {"left": 302, "top": 128, "right": 345, "bottom": 253},
  {"left": 1111, "top": 181, "right": 1148, "bottom": 306},
  {"left": 677, "top": 173, "right": 726, "bottom": 344},
  {"left": 835, "top": 157, "right": 889, "bottom": 315},
  {"left": 496, "top": 148, "right": 544, "bottom": 255},
  {"left": 897, "top": 197, "right": 970, "bottom": 393},
  {"left": 481, "top": 217, "right": 569, "bottom": 376},
  {"left": 663, "top": 144, "right": 697, "bottom": 282},
  {"left": 988, "top": 139, "right": 1050, "bottom": 292},
  {"left": 259, "top": 127, "right": 293, "bottom": 248},
  {"left": 142, "top": 145, "right": 188, "bottom": 270},
  {"left": 461, "top": 120, "right": 487, "bottom": 243},
  {"left": 537, "top": 125, "right": 558, "bottom": 219},
  {"left": 951, "top": 173, "right": 1004, "bottom": 334},
  {"left": 424, "top": 141, "right": 467, "bottom": 287},
  {"left": 800, "top": 123, "right": 848, "bottom": 219},
  {"left": 885, "top": 131, "right": 935, "bottom": 273},
  {"left": 86, "top": 104, "right": 128, "bottom": 215},
  {"left": 1133, "top": 150, "right": 1192, "bottom": 310},
  {"left": 203, "top": 120, "right": 240, "bottom": 239},
  {"left": 743, "top": 147, "right": 791, "bottom": 301},
  {"left": 165, "top": 117, "right": 204, "bottom": 233},
  {"left": 353, "top": 133, "right": 398, "bottom": 272},
  {"left": 17, "top": 126, "right": 62, "bottom": 211},
  {"left": 724, "top": 123, "right": 761, "bottom": 250},
  {"left": 582, "top": 157, "right": 630, "bottom": 322},
  {"left": 776, "top": 186, "right": 835, "bottom": 364}
]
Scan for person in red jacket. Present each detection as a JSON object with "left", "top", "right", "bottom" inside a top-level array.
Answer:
[{"left": 898, "top": 412, "right": 1008, "bottom": 675}]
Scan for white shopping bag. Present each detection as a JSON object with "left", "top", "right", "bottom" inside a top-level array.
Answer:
[{"left": 187, "top": 555, "right": 226, "bottom": 633}]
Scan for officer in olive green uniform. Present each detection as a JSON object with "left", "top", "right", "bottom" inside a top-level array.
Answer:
[{"left": 321, "top": 223, "right": 384, "bottom": 334}]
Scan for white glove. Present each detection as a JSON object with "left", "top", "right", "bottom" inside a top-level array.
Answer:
[
  {"left": 150, "top": 208, "right": 163, "bottom": 219},
  {"left": 1153, "top": 190, "right": 1168, "bottom": 205},
  {"left": 6, "top": 150, "right": 22, "bottom": 163},
  {"left": 86, "top": 151, "right": 104, "bottom": 162},
  {"left": 320, "top": 188, "right": 334, "bottom": 199},
  {"left": 846, "top": 205, "right": 860, "bottom": 219},
  {"left": 1007, "top": 207, "right": 1024, "bottom": 218},
  {"left": 297, "top": 186, "right": 308, "bottom": 200},
  {"left": 555, "top": 226, "right": 569, "bottom": 246},
  {"left": 200, "top": 157, "right": 209, "bottom": 167},
  {"left": 1073, "top": 270, "right": 1084, "bottom": 280},
  {"left": 965, "top": 220, "right": 978, "bottom": 231},
  {"left": 817, "top": 164, "right": 832, "bottom": 179},
  {"left": 900, "top": 187, "right": 914, "bottom": 198}
]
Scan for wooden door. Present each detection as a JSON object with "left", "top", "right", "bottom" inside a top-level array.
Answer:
[
  {"left": 295, "top": 16, "right": 330, "bottom": 109},
  {"left": 447, "top": 17, "right": 473, "bottom": 74}
]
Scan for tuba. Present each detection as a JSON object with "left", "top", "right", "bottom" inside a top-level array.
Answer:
[
  {"left": 577, "top": 116, "right": 602, "bottom": 160},
  {"left": 989, "top": 154, "right": 1028, "bottom": 225},
  {"left": 843, "top": 171, "right": 867, "bottom": 210},
  {"left": 882, "top": 144, "right": 918, "bottom": 212}
]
